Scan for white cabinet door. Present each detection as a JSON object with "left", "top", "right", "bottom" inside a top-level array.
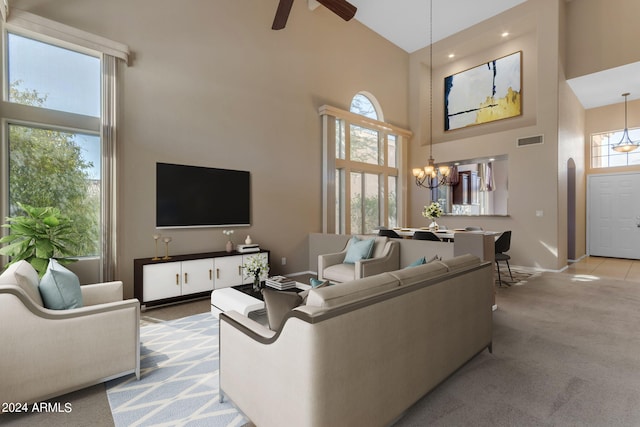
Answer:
[
  {"left": 143, "top": 262, "right": 182, "bottom": 301},
  {"left": 214, "top": 255, "right": 244, "bottom": 289},
  {"left": 241, "top": 252, "right": 270, "bottom": 285},
  {"left": 181, "top": 258, "right": 214, "bottom": 294},
  {"left": 588, "top": 173, "right": 640, "bottom": 259}
]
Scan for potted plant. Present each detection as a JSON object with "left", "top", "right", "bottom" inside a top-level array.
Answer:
[{"left": 0, "top": 202, "right": 79, "bottom": 276}]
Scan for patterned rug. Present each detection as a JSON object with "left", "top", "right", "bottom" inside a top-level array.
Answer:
[
  {"left": 494, "top": 266, "right": 540, "bottom": 287},
  {"left": 106, "top": 312, "right": 247, "bottom": 427}
]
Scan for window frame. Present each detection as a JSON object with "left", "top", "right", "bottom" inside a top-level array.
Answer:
[
  {"left": 590, "top": 127, "right": 640, "bottom": 169},
  {"left": 0, "top": 12, "right": 127, "bottom": 281},
  {"left": 319, "top": 104, "right": 411, "bottom": 234}
]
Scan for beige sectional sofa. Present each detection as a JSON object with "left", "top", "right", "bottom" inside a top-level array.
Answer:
[{"left": 219, "top": 254, "right": 493, "bottom": 427}]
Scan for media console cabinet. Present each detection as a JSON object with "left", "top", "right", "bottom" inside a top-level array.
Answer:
[{"left": 134, "top": 249, "right": 269, "bottom": 309}]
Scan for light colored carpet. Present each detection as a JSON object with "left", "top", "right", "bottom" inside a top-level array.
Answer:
[{"left": 394, "top": 272, "right": 640, "bottom": 426}]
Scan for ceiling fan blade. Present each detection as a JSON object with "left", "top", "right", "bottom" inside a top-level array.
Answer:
[
  {"left": 272, "top": 0, "right": 294, "bottom": 30},
  {"left": 316, "top": 0, "right": 357, "bottom": 21}
]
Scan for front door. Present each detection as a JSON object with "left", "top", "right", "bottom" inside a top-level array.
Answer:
[{"left": 588, "top": 172, "right": 640, "bottom": 259}]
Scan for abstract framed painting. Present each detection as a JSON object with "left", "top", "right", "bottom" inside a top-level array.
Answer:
[{"left": 444, "top": 51, "right": 522, "bottom": 131}]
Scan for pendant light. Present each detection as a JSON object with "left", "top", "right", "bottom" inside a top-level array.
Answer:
[
  {"left": 611, "top": 92, "right": 639, "bottom": 153},
  {"left": 412, "top": 0, "right": 453, "bottom": 189}
]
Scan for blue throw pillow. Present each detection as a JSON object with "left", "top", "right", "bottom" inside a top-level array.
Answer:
[
  {"left": 39, "top": 259, "right": 83, "bottom": 310},
  {"left": 344, "top": 237, "right": 375, "bottom": 264},
  {"left": 310, "top": 278, "right": 334, "bottom": 288},
  {"left": 406, "top": 257, "right": 426, "bottom": 268}
]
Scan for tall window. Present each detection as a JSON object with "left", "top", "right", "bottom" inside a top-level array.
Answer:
[
  {"left": 2, "top": 11, "right": 128, "bottom": 280},
  {"left": 591, "top": 129, "right": 640, "bottom": 168},
  {"left": 321, "top": 93, "right": 411, "bottom": 235},
  {"left": 6, "top": 34, "right": 101, "bottom": 256}
]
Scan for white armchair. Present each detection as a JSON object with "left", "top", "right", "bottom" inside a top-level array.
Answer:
[
  {"left": 0, "top": 260, "right": 140, "bottom": 404},
  {"left": 318, "top": 235, "right": 400, "bottom": 283}
]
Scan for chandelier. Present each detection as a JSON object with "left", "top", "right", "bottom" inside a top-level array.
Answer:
[
  {"left": 412, "top": 0, "right": 454, "bottom": 190},
  {"left": 611, "top": 92, "right": 639, "bottom": 153}
]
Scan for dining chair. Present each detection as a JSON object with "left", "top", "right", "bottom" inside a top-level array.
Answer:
[
  {"left": 412, "top": 231, "right": 441, "bottom": 241},
  {"left": 378, "top": 229, "right": 402, "bottom": 239},
  {"left": 494, "top": 230, "right": 513, "bottom": 286}
]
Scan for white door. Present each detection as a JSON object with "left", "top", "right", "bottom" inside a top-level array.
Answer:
[{"left": 588, "top": 173, "right": 640, "bottom": 259}]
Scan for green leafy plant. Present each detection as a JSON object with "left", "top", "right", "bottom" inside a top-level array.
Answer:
[{"left": 0, "top": 202, "right": 79, "bottom": 276}]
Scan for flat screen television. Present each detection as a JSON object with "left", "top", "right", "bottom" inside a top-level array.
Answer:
[{"left": 156, "top": 162, "right": 251, "bottom": 228}]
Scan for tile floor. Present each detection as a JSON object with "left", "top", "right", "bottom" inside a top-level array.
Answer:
[{"left": 564, "top": 256, "right": 640, "bottom": 282}]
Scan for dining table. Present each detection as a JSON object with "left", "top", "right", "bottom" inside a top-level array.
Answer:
[{"left": 393, "top": 228, "right": 500, "bottom": 242}]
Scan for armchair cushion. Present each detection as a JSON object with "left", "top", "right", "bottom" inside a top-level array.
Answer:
[
  {"left": 344, "top": 237, "right": 375, "bottom": 264},
  {"left": 322, "top": 263, "right": 359, "bottom": 283},
  {"left": 39, "top": 259, "right": 83, "bottom": 310},
  {"left": 0, "top": 260, "right": 43, "bottom": 306}
]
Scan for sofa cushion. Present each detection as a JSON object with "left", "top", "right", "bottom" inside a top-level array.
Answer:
[
  {"left": 0, "top": 260, "right": 44, "bottom": 306},
  {"left": 389, "top": 261, "right": 449, "bottom": 287},
  {"left": 305, "top": 272, "right": 400, "bottom": 308},
  {"left": 441, "top": 254, "right": 481, "bottom": 271},
  {"left": 344, "top": 237, "right": 375, "bottom": 264},
  {"left": 262, "top": 288, "right": 303, "bottom": 331},
  {"left": 39, "top": 259, "right": 83, "bottom": 310}
]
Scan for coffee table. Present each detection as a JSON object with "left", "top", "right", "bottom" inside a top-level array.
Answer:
[{"left": 211, "top": 282, "right": 310, "bottom": 318}]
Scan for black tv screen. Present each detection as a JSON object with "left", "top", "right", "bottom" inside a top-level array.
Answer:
[{"left": 156, "top": 163, "right": 251, "bottom": 228}]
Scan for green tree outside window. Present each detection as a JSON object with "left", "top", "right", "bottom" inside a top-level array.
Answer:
[{"left": 7, "top": 82, "right": 100, "bottom": 256}]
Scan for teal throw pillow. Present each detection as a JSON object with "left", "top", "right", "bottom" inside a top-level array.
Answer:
[
  {"left": 343, "top": 237, "right": 375, "bottom": 264},
  {"left": 310, "top": 278, "right": 334, "bottom": 288},
  {"left": 406, "top": 257, "right": 426, "bottom": 268},
  {"left": 405, "top": 254, "right": 441, "bottom": 269},
  {"left": 39, "top": 259, "right": 83, "bottom": 310}
]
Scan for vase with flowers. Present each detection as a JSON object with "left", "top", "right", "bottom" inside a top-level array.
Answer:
[
  {"left": 422, "top": 202, "right": 443, "bottom": 231},
  {"left": 222, "top": 229, "right": 234, "bottom": 252},
  {"left": 243, "top": 254, "right": 270, "bottom": 292}
]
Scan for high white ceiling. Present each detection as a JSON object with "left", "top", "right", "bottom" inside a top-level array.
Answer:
[
  {"left": 342, "top": 0, "right": 639, "bottom": 109},
  {"left": 348, "top": 0, "right": 526, "bottom": 53}
]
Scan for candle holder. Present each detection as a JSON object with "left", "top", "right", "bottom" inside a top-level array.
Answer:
[
  {"left": 163, "top": 236, "right": 172, "bottom": 260},
  {"left": 152, "top": 234, "right": 162, "bottom": 260}
]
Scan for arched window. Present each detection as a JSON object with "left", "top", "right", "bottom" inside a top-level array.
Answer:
[
  {"left": 319, "top": 93, "right": 410, "bottom": 234},
  {"left": 349, "top": 92, "right": 383, "bottom": 121}
]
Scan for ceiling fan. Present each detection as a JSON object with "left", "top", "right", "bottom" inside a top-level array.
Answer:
[{"left": 272, "top": 0, "right": 357, "bottom": 30}]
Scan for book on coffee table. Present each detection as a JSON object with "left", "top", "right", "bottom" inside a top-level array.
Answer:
[{"left": 266, "top": 276, "right": 296, "bottom": 290}]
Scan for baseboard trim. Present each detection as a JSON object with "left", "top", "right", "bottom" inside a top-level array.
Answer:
[{"left": 287, "top": 270, "right": 317, "bottom": 277}]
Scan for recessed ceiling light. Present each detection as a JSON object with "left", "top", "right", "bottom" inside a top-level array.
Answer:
[
  {"left": 448, "top": 53, "right": 455, "bottom": 59},
  {"left": 501, "top": 32, "right": 509, "bottom": 37}
]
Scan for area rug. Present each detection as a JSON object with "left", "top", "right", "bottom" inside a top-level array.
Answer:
[
  {"left": 494, "top": 266, "right": 540, "bottom": 287},
  {"left": 106, "top": 312, "right": 247, "bottom": 427}
]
